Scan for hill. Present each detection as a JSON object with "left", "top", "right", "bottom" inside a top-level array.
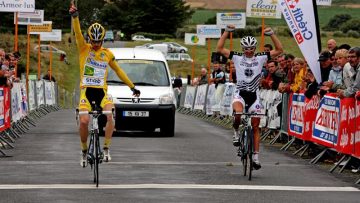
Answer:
[{"left": 185, "top": 0, "right": 246, "bottom": 10}]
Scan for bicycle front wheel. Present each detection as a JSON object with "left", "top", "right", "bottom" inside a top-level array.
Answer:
[
  {"left": 94, "top": 133, "right": 100, "bottom": 187},
  {"left": 247, "top": 127, "right": 254, "bottom": 181},
  {"left": 241, "top": 128, "right": 247, "bottom": 176}
]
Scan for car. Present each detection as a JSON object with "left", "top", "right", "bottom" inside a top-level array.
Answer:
[
  {"left": 162, "top": 42, "right": 188, "bottom": 53},
  {"left": 166, "top": 53, "right": 193, "bottom": 62},
  {"left": 104, "top": 30, "right": 114, "bottom": 42},
  {"left": 146, "top": 44, "right": 171, "bottom": 56},
  {"left": 33, "top": 45, "right": 66, "bottom": 55},
  {"left": 132, "top": 35, "right": 152, "bottom": 41},
  {"left": 106, "top": 48, "right": 176, "bottom": 136},
  {"left": 134, "top": 43, "right": 153, "bottom": 48}
]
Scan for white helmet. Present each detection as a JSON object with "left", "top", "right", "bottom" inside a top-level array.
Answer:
[{"left": 240, "top": 36, "right": 257, "bottom": 48}]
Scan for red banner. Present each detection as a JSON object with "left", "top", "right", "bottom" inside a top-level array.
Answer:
[
  {"left": 4, "top": 87, "right": 11, "bottom": 129},
  {"left": 354, "top": 98, "right": 360, "bottom": 159},
  {"left": 336, "top": 98, "right": 355, "bottom": 155},
  {"left": 303, "top": 95, "right": 320, "bottom": 141}
]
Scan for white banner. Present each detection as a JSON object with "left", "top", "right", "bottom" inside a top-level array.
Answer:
[
  {"left": 28, "top": 80, "right": 36, "bottom": 110},
  {"left": 194, "top": 84, "right": 208, "bottom": 111},
  {"left": 40, "top": 29, "right": 62, "bottom": 41},
  {"left": 217, "top": 13, "right": 246, "bottom": 29},
  {"left": 0, "top": 0, "right": 35, "bottom": 12},
  {"left": 279, "top": 0, "right": 322, "bottom": 83},
  {"left": 20, "top": 83, "right": 28, "bottom": 116},
  {"left": 220, "top": 83, "right": 235, "bottom": 116},
  {"left": 213, "top": 84, "right": 225, "bottom": 112},
  {"left": 0, "top": 87, "right": 4, "bottom": 128},
  {"left": 246, "top": 0, "right": 282, "bottom": 19},
  {"left": 197, "top": 25, "right": 221, "bottom": 38},
  {"left": 206, "top": 84, "right": 216, "bottom": 115},
  {"left": 44, "top": 81, "right": 54, "bottom": 105},
  {"left": 51, "top": 82, "right": 56, "bottom": 105},
  {"left": 36, "top": 80, "right": 45, "bottom": 105},
  {"left": 316, "top": 0, "right": 332, "bottom": 6},
  {"left": 185, "top": 33, "right": 206, "bottom": 46},
  {"left": 11, "top": 83, "right": 22, "bottom": 122},
  {"left": 184, "top": 86, "right": 196, "bottom": 109},
  {"left": 15, "top": 9, "right": 44, "bottom": 25}
]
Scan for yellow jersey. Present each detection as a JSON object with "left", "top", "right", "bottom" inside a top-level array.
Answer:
[{"left": 72, "top": 17, "right": 134, "bottom": 90}]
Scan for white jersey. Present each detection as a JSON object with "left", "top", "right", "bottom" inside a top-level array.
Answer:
[{"left": 230, "top": 51, "right": 270, "bottom": 92}]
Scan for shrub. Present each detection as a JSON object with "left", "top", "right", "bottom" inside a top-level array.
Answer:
[
  {"left": 233, "top": 26, "right": 261, "bottom": 37},
  {"left": 346, "top": 30, "right": 360, "bottom": 38},
  {"left": 340, "top": 19, "right": 360, "bottom": 33},
  {"left": 277, "top": 27, "right": 293, "bottom": 37},
  {"left": 175, "top": 27, "right": 197, "bottom": 39},
  {"left": 320, "top": 32, "right": 328, "bottom": 38},
  {"left": 333, "top": 31, "right": 346, "bottom": 37},
  {"left": 323, "top": 14, "right": 352, "bottom": 31}
]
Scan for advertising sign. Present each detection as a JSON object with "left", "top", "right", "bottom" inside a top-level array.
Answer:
[
  {"left": 279, "top": 0, "right": 322, "bottom": 83},
  {"left": 196, "top": 25, "right": 221, "bottom": 38},
  {"left": 15, "top": 9, "right": 44, "bottom": 25},
  {"left": 40, "top": 29, "right": 62, "bottom": 41},
  {"left": 246, "top": 0, "right": 282, "bottom": 19},
  {"left": 316, "top": 0, "right": 332, "bottom": 6},
  {"left": 288, "top": 93, "right": 305, "bottom": 136},
  {"left": 216, "top": 13, "right": 246, "bottom": 29},
  {"left": 30, "top": 21, "right": 52, "bottom": 34},
  {"left": 312, "top": 95, "right": 340, "bottom": 147},
  {"left": 0, "top": 0, "right": 35, "bottom": 12},
  {"left": 185, "top": 33, "right": 206, "bottom": 46},
  {"left": 336, "top": 98, "right": 355, "bottom": 155},
  {"left": 194, "top": 84, "right": 208, "bottom": 111}
]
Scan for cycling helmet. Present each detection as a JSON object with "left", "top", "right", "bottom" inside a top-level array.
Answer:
[
  {"left": 240, "top": 36, "right": 257, "bottom": 48},
  {"left": 87, "top": 23, "right": 105, "bottom": 42}
]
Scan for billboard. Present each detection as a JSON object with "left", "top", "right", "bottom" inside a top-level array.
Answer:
[
  {"left": 316, "top": 0, "right": 332, "bottom": 6},
  {"left": 40, "top": 29, "right": 62, "bottom": 41},
  {"left": 217, "top": 13, "right": 246, "bottom": 29},
  {"left": 0, "top": 0, "right": 35, "bottom": 12},
  {"left": 30, "top": 21, "right": 52, "bottom": 34},
  {"left": 196, "top": 25, "right": 221, "bottom": 38},
  {"left": 185, "top": 33, "right": 206, "bottom": 46},
  {"left": 246, "top": 0, "right": 282, "bottom": 19},
  {"left": 15, "top": 9, "right": 44, "bottom": 25}
]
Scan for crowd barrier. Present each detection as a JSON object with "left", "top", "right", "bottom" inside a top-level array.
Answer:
[
  {"left": 177, "top": 83, "right": 360, "bottom": 184},
  {"left": 0, "top": 80, "right": 71, "bottom": 157}
]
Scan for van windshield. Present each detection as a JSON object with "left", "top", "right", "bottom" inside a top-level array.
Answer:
[{"left": 107, "top": 60, "right": 170, "bottom": 86}]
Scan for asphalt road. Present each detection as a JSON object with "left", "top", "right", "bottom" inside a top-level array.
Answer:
[{"left": 0, "top": 109, "right": 359, "bottom": 203}]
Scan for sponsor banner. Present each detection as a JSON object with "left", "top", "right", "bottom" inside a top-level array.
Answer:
[
  {"left": 288, "top": 93, "right": 305, "bottom": 137},
  {"left": 29, "top": 21, "right": 52, "bottom": 34},
  {"left": 246, "top": 0, "right": 282, "bottom": 19},
  {"left": 316, "top": 0, "right": 332, "bottom": 6},
  {"left": 11, "top": 83, "right": 22, "bottom": 122},
  {"left": 28, "top": 80, "right": 36, "bottom": 110},
  {"left": 267, "top": 90, "right": 282, "bottom": 129},
  {"left": 51, "top": 82, "right": 56, "bottom": 105},
  {"left": 206, "top": 84, "right": 216, "bottom": 115},
  {"left": 184, "top": 86, "right": 196, "bottom": 109},
  {"left": 303, "top": 95, "right": 320, "bottom": 141},
  {"left": 185, "top": 33, "right": 206, "bottom": 46},
  {"left": 0, "top": 0, "right": 35, "bottom": 12},
  {"left": 355, "top": 98, "right": 360, "bottom": 159},
  {"left": 44, "top": 81, "right": 54, "bottom": 105},
  {"left": 0, "top": 87, "right": 4, "bottom": 130},
  {"left": 213, "top": 84, "right": 225, "bottom": 112},
  {"left": 4, "top": 87, "right": 10, "bottom": 128},
  {"left": 279, "top": 0, "right": 322, "bottom": 83},
  {"left": 194, "top": 84, "right": 208, "bottom": 111},
  {"left": 20, "top": 83, "right": 28, "bottom": 116},
  {"left": 312, "top": 94, "right": 340, "bottom": 148},
  {"left": 40, "top": 29, "right": 62, "bottom": 41},
  {"left": 196, "top": 25, "right": 221, "bottom": 38},
  {"left": 336, "top": 98, "right": 355, "bottom": 155},
  {"left": 15, "top": 9, "right": 44, "bottom": 25},
  {"left": 220, "top": 83, "right": 235, "bottom": 116},
  {"left": 36, "top": 80, "right": 45, "bottom": 105},
  {"left": 216, "top": 12, "right": 246, "bottom": 29}
]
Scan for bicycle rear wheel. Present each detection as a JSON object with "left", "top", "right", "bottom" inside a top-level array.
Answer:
[{"left": 247, "top": 128, "right": 253, "bottom": 181}]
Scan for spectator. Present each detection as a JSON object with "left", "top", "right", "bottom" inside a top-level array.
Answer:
[
  {"left": 193, "top": 68, "right": 208, "bottom": 86},
  {"left": 337, "top": 47, "right": 360, "bottom": 98},
  {"left": 318, "top": 50, "right": 332, "bottom": 82},
  {"left": 264, "top": 44, "right": 273, "bottom": 53},
  {"left": 303, "top": 67, "right": 319, "bottom": 99},
  {"left": 43, "top": 70, "right": 56, "bottom": 82},
  {"left": 278, "top": 57, "right": 306, "bottom": 93},
  {"left": 321, "top": 49, "right": 348, "bottom": 93},
  {"left": 338, "top": 43, "right": 351, "bottom": 51},
  {"left": 210, "top": 61, "right": 225, "bottom": 88},
  {"left": 260, "top": 60, "right": 281, "bottom": 90},
  {"left": 327, "top": 39, "right": 337, "bottom": 53}
]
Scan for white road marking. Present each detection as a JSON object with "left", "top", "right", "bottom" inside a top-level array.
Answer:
[{"left": 0, "top": 184, "right": 358, "bottom": 191}]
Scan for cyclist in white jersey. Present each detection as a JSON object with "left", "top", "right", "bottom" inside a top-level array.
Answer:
[{"left": 217, "top": 25, "right": 283, "bottom": 169}]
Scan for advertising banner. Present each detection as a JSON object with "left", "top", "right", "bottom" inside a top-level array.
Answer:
[
  {"left": 336, "top": 98, "right": 355, "bottom": 155},
  {"left": 196, "top": 25, "right": 221, "bottom": 38},
  {"left": 279, "top": 0, "right": 322, "bottom": 83},
  {"left": 36, "top": 80, "right": 45, "bottom": 105},
  {"left": 303, "top": 95, "right": 320, "bottom": 141},
  {"left": 355, "top": 98, "right": 360, "bottom": 159},
  {"left": 316, "top": 0, "right": 332, "bottom": 6},
  {"left": 184, "top": 86, "right": 196, "bottom": 109},
  {"left": 0, "top": 0, "right": 35, "bottom": 12},
  {"left": 206, "top": 84, "right": 216, "bottom": 115},
  {"left": 44, "top": 81, "right": 54, "bottom": 105},
  {"left": 0, "top": 87, "right": 4, "bottom": 130},
  {"left": 20, "top": 83, "right": 28, "bottom": 116},
  {"left": 246, "top": 0, "right": 282, "bottom": 19},
  {"left": 194, "top": 84, "right": 207, "bottom": 111},
  {"left": 15, "top": 9, "right": 44, "bottom": 25},
  {"left": 4, "top": 87, "right": 10, "bottom": 128},
  {"left": 185, "top": 33, "right": 206, "bottom": 46},
  {"left": 28, "top": 80, "right": 36, "bottom": 110},
  {"left": 220, "top": 83, "right": 235, "bottom": 116},
  {"left": 29, "top": 21, "right": 52, "bottom": 34},
  {"left": 40, "top": 29, "right": 62, "bottom": 41},
  {"left": 267, "top": 90, "right": 282, "bottom": 129},
  {"left": 312, "top": 94, "right": 340, "bottom": 148},
  {"left": 288, "top": 93, "right": 305, "bottom": 137},
  {"left": 11, "top": 83, "right": 22, "bottom": 122},
  {"left": 216, "top": 13, "right": 246, "bottom": 29}
]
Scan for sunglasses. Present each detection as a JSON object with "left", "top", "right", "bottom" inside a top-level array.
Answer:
[
  {"left": 90, "top": 40, "right": 102, "bottom": 44},
  {"left": 242, "top": 47, "right": 256, "bottom": 51}
]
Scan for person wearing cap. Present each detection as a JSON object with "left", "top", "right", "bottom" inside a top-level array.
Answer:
[
  {"left": 337, "top": 47, "right": 360, "bottom": 98},
  {"left": 318, "top": 50, "right": 333, "bottom": 83}
]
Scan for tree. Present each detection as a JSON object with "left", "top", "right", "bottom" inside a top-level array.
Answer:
[
  {"left": 99, "top": 0, "right": 194, "bottom": 36},
  {"left": 323, "top": 14, "right": 352, "bottom": 31}
]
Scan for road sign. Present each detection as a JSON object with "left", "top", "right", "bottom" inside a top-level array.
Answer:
[
  {"left": 217, "top": 13, "right": 246, "bottom": 29},
  {"left": 40, "top": 29, "right": 62, "bottom": 41},
  {"left": 0, "top": 0, "right": 35, "bottom": 12},
  {"left": 15, "top": 9, "right": 44, "bottom": 25},
  {"left": 30, "top": 21, "right": 52, "bottom": 34}
]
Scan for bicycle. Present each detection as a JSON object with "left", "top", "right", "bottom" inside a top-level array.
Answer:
[
  {"left": 76, "top": 101, "right": 115, "bottom": 187},
  {"left": 236, "top": 112, "right": 265, "bottom": 181}
]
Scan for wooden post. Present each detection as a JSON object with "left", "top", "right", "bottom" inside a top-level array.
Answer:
[
  {"left": 38, "top": 35, "right": 41, "bottom": 80},
  {"left": 260, "top": 17, "right": 265, "bottom": 52},
  {"left": 207, "top": 38, "right": 211, "bottom": 84},
  {"left": 229, "top": 32, "right": 233, "bottom": 82},
  {"left": 26, "top": 25, "right": 30, "bottom": 97},
  {"left": 14, "top": 12, "right": 19, "bottom": 77},
  {"left": 49, "top": 41, "right": 53, "bottom": 81},
  {"left": 191, "top": 46, "right": 196, "bottom": 83}
]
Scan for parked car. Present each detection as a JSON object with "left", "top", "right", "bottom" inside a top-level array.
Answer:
[
  {"left": 166, "top": 53, "right": 193, "bottom": 62},
  {"left": 104, "top": 30, "right": 114, "bottom": 42},
  {"left": 135, "top": 43, "right": 153, "bottom": 48},
  {"left": 132, "top": 35, "right": 152, "bottom": 41},
  {"left": 106, "top": 48, "right": 176, "bottom": 136},
  {"left": 147, "top": 44, "right": 171, "bottom": 56},
  {"left": 33, "top": 45, "right": 66, "bottom": 55},
  {"left": 162, "top": 42, "right": 188, "bottom": 53}
]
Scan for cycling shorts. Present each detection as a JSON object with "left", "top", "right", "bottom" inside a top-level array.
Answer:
[
  {"left": 232, "top": 89, "right": 263, "bottom": 116},
  {"left": 78, "top": 87, "right": 113, "bottom": 111}
]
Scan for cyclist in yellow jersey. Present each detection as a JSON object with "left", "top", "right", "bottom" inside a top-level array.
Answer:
[{"left": 69, "top": 1, "right": 140, "bottom": 167}]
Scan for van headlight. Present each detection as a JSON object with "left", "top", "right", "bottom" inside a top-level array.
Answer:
[{"left": 159, "top": 93, "right": 174, "bottom": 104}]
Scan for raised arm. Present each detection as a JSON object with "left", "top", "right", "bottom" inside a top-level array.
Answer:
[
  {"left": 265, "top": 27, "right": 283, "bottom": 58},
  {"left": 216, "top": 25, "right": 233, "bottom": 59},
  {"left": 69, "top": 1, "right": 86, "bottom": 51}
]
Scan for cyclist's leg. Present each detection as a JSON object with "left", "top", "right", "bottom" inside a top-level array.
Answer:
[
  {"left": 79, "top": 88, "right": 91, "bottom": 167},
  {"left": 100, "top": 92, "right": 114, "bottom": 161},
  {"left": 249, "top": 95, "right": 263, "bottom": 170},
  {"left": 232, "top": 91, "right": 244, "bottom": 146}
]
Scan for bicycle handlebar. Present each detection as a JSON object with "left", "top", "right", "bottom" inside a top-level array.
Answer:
[{"left": 77, "top": 110, "right": 114, "bottom": 115}]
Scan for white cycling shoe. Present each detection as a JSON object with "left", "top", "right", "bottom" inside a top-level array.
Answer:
[
  {"left": 103, "top": 148, "right": 111, "bottom": 162},
  {"left": 252, "top": 153, "right": 261, "bottom": 170},
  {"left": 80, "top": 151, "right": 88, "bottom": 168},
  {"left": 233, "top": 129, "right": 240, "bottom": 147}
]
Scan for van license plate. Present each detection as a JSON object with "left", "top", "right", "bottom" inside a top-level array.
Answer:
[{"left": 123, "top": 111, "right": 149, "bottom": 117}]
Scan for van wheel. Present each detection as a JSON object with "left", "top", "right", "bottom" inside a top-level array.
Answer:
[
  {"left": 180, "top": 49, "right": 186, "bottom": 53},
  {"left": 161, "top": 120, "right": 175, "bottom": 137}
]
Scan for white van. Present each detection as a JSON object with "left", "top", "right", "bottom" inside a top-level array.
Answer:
[{"left": 107, "top": 48, "right": 176, "bottom": 136}]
